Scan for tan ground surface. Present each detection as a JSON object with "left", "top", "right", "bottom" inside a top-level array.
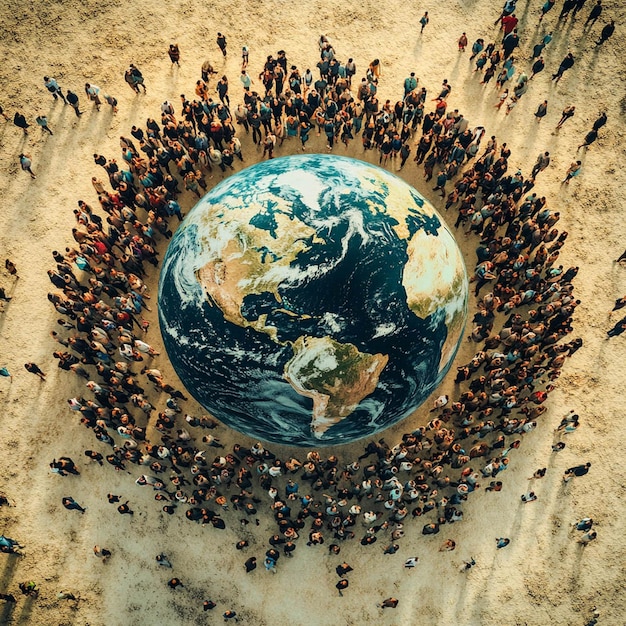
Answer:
[{"left": 0, "top": 1, "right": 625, "bottom": 624}]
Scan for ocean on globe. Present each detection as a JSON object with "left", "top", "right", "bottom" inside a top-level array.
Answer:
[{"left": 158, "top": 155, "right": 468, "bottom": 447}]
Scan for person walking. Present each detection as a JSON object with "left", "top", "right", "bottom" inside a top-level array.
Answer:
[
  {"left": 556, "top": 105, "right": 575, "bottom": 129},
  {"left": 531, "top": 152, "right": 550, "bottom": 177},
  {"left": 562, "top": 160, "right": 581, "bottom": 184},
  {"left": 607, "top": 316, "right": 626, "bottom": 337},
  {"left": 36, "top": 114, "right": 53, "bottom": 135},
  {"left": 595, "top": 20, "right": 615, "bottom": 45},
  {"left": 563, "top": 462, "right": 591, "bottom": 482},
  {"left": 66, "top": 90, "right": 83, "bottom": 116},
  {"left": 585, "top": 0, "right": 603, "bottom": 27},
  {"left": 44, "top": 76, "right": 67, "bottom": 103},
  {"left": 420, "top": 12, "right": 429, "bottom": 33},
  {"left": 577, "top": 129, "right": 598, "bottom": 150},
  {"left": 19, "top": 154, "right": 36, "bottom": 179},
  {"left": 552, "top": 53, "right": 575, "bottom": 82},
  {"left": 458, "top": 33, "right": 468, "bottom": 52},
  {"left": 85, "top": 83, "right": 102, "bottom": 110}
]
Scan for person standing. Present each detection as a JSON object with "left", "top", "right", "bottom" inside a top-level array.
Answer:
[
  {"left": 534, "top": 100, "right": 548, "bottom": 122},
  {"left": 420, "top": 12, "right": 429, "bottom": 33},
  {"left": 19, "top": 154, "right": 36, "bottom": 179},
  {"left": 458, "top": 32, "right": 468, "bottom": 52},
  {"left": 529, "top": 57, "right": 545, "bottom": 79},
  {"left": 217, "top": 32, "right": 227, "bottom": 57},
  {"left": 168, "top": 44, "right": 180, "bottom": 65},
  {"left": 66, "top": 89, "right": 82, "bottom": 116},
  {"left": 13, "top": 111, "right": 29, "bottom": 134},
  {"left": 44, "top": 76, "right": 67, "bottom": 103}
]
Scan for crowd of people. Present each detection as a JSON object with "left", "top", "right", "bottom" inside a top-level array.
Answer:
[{"left": 0, "top": 0, "right": 616, "bottom": 617}]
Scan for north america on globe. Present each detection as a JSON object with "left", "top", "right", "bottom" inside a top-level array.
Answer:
[{"left": 158, "top": 155, "right": 468, "bottom": 446}]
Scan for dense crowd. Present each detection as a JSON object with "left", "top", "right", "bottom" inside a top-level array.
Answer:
[{"left": 2, "top": 0, "right": 615, "bottom": 615}]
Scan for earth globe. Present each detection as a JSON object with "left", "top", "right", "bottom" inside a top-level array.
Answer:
[{"left": 158, "top": 155, "right": 468, "bottom": 447}]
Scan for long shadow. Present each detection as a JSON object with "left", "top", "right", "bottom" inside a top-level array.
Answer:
[{"left": 0, "top": 554, "right": 21, "bottom": 624}]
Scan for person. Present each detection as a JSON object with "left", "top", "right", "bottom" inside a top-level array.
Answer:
[
  {"left": 531, "top": 468, "right": 547, "bottom": 479},
  {"left": 156, "top": 553, "right": 172, "bottom": 567},
  {"left": 103, "top": 93, "right": 118, "bottom": 113},
  {"left": 540, "top": 0, "right": 555, "bottom": 21},
  {"left": 420, "top": 12, "right": 429, "bottom": 33},
  {"left": 521, "top": 491, "right": 537, "bottom": 503},
  {"left": 241, "top": 45, "right": 249, "bottom": 69},
  {"left": 93, "top": 545, "right": 111, "bottom": 562},
  {"left": 336, "top": 579, "right": 349, "bottom": 596},
  {"left": 458, "top": 33, "right": 468, "bottom": 52},
  {"left": 244, "top": 556, "right": 257, "bottom": 573},
  {"left": 529, "top": 57, "right": 545, "bottom": 80},
  {"left": 168, "top": 44, "right": 180, "bottom": 65},
  {"left": 336, "top": 562, "right": 353, "bottom": 577},
  {"left": 595, "top": 20, "right": 615, "bottom": 45},
  {"left": 24, "top": 362, "right": 45, "bottom": 379},
  {"left": 404, "top": 556, "right": 419, "bottom": 568},
  {"left": 574, "top": 518, "right": 593, "bottom": 532},
  {"left": 66, "top": 89, "right": 82, "bottom": 116},
  {"left": 563, "top": 462, "right": 591, "bottom": 482},
  {"left": 36, "top": 116, "right": 54, "bottom": 138},
  {"left": 0, "top": 368, "right": 11, "bottom": 382},
  {"left": 62, "top": 496, "right": 86, "bottom": 513},
  {"left": 496, "top": 537, "right": 510, "bottom": 549},
  {"left": 203, "top": 600, "right": 217, "bottom": 611},
  {"left": 460, "top": 557, "right": 476, "bottom": 572},
  {"left": 85, "top": 83, "right": 102, "bottom": 109},
  {"left": 552, "top": 53, "right": 575, "bottom": 82},
  {"left": 380, "top": 597, "right": 399, "bottom": 609},
  {"left": 578, "top": 530, "right": 597, "bottom": 545},
  {"left": 578, "top": 129, "right": 598, "bottom": 151},
  {"left": 168, "top": 578, "right": 183, "bottom": 589},
  {"left": 118, "top": 501, "right": 134, "bottom": 515},
  {"left": 531, "top": 152, "right": 550, "bottom": 177},
  {"left": 607, "top": 316, "right": 626, "bottom": 337},
  {"left": 13, "top": 111, "right": 29, "bottom": 134},
  {"left": 18, "top": 582, "right": 38, "bottom": 598},
  {"left": 556, "top": 105, "right": 575, "bottom": 129},
  {"left": 534, "top": 100, "right": 548, "bottom": 122},
  {"left": 223, "top": 610, "right": 238, "bottom": 621},
  {"left": 439, "top": 539, "right": 456, "bottom": 551},
  {"left": 19, "top": 154, "right": 36, "bottom": 179},
  {"left": 5, "top": 259, "right": 17, "bottom": 277},
  {"left": 43, "top": 76, "right": 67, "bottom": 103},
  {"left": 217, "top": 32, "right": 227, "bottom": 57},
  {"left": 562, "top": 160, "right": 582, "bottom": 184},
  {"left": 585, "top": 0, "right": 603, "bottom": 26}
]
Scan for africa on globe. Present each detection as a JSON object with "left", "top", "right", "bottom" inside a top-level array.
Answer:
[{"left": 158, "top": 155, "right": 468, "bottom": 446}]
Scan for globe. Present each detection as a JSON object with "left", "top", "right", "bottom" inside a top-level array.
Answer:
[{"left": 158, "top": 155, "right": 468, "bottom": 446}]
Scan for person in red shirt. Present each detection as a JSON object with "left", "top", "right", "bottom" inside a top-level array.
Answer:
[{"left": 502, "top": 13, "right": 518, "bottom": 35}]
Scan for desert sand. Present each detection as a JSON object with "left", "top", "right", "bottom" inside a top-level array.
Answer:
[{"left": 0, "top": 1, "right": 625, "bottom": 625}]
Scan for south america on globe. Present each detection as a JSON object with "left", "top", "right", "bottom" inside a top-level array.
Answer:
[{"left": 158, "top": 155, "right": 468, "bottom": 446}]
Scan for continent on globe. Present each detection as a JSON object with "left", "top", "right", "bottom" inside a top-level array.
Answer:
[
  {"left": 158, "top": 154, "right": 469, "bottom": 447},
  {"left": 284, "top": 335, "right": 389, "bottom": 438}
]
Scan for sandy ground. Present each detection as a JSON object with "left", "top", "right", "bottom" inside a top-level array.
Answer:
[{"left": 0, "top": 0, "right": 625, "bottom": 624}]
